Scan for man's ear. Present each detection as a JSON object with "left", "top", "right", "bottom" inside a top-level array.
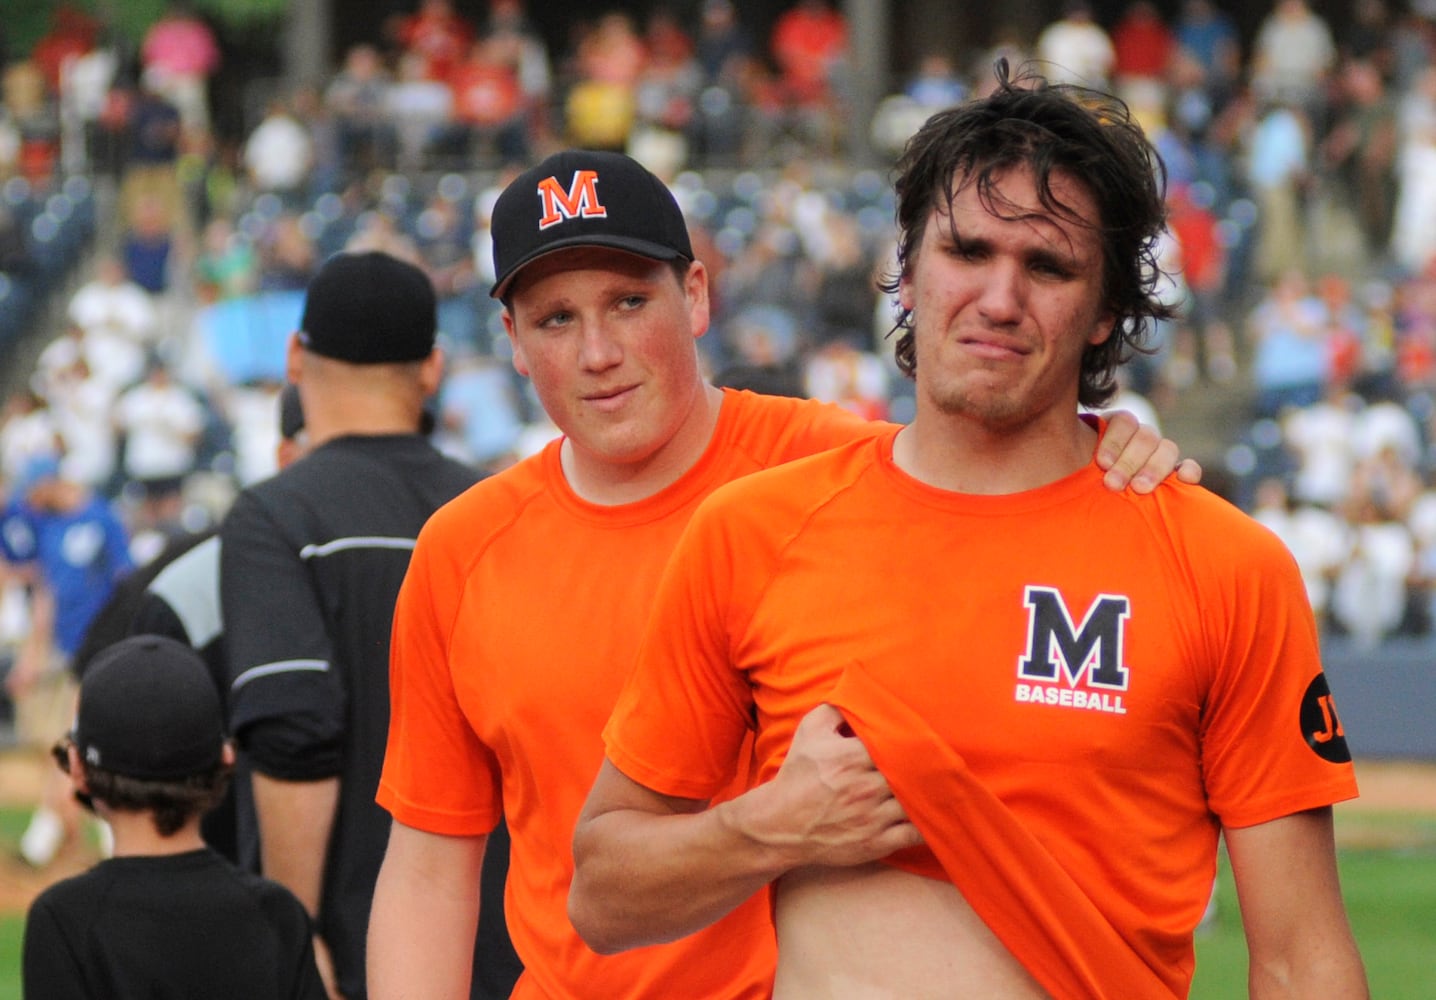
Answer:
[
  {"left": 419, "top": 346, "right": 445, "bottom": 396},
  {"left": 285, "top": 332, "right": 305, "bottom": 383},
  {"left": 67, "top": 743, "right": 89, "bottom": 793},
  {"left": 503, "top": 312, "right": 530, "bottom": 377}
]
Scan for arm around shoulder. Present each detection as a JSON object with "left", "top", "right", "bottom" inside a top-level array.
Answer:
[{"left": 1225, "top": 807, "right": 1368, "bottom": 999}]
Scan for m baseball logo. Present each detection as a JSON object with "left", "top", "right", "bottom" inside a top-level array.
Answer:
[
  {"left": 536, "top": 170, "right": 608, "bottom": 229},
  {"left": 1014, "top": 586, "right": 1130, "bottom": 714}
]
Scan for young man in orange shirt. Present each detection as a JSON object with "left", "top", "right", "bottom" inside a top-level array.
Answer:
[
  {"left": 573, "top": 69, "right": 1369, "bottom": 998},
  {"left": 369, "top": 148, "right": 1198, "bottom": 999}
]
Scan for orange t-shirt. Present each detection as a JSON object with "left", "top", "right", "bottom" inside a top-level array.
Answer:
[
  {"left": 378, "top": 389, "right": 881, "bottom": 1000},
  {"left": 605, "top": 427, "right": 1359, "bottom": 998}
]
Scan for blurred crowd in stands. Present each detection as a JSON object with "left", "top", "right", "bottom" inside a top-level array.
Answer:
[{"left": 6, "top": 0, "right": 1436, "bottom": 650}]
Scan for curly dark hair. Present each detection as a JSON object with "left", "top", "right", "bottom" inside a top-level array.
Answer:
[
  {"left": 82, "top": 762, "right": 232, "bottom": 837},
  {"left": 879, "top": 60, "right": 1175, "bottom": 409}
]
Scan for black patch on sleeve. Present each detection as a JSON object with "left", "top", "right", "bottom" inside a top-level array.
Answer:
[{"left": 1300, "top": 673, "right": 1352, "bottom": 764}]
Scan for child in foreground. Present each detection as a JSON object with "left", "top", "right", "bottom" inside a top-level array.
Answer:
[{"left": 22, "top": 634, "right": 325, "bottom": 999}]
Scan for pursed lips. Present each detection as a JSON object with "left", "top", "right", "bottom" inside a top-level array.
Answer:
[
  {"left": 582, "top": 383, "right": 641, "bottom": 409},
  {"left": 957, "top": 332, "right": 1031, "bottom": 360}
]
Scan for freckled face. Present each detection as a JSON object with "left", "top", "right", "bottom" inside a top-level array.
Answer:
[
  {"left": 899, "top": 164, "right": 1114, "bottom": 431},
  {"left": 503, "top": 246, "right": 710, "bottom": 468}
]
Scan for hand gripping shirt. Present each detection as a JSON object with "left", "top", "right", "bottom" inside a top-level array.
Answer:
[
  {"left": 604, "top": 427, "right": 1360, "bottom": 1000},
  {"left": 379, "top": 388, "right": 882, "bottom": 1000}
]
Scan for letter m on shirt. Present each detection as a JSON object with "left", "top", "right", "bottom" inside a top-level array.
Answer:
[
  {"left": 536, "top": 170, "right": 608, "bottom": 229},
  {"left": 1018, "top": 586, "right": 1130, "bottom": 691}
]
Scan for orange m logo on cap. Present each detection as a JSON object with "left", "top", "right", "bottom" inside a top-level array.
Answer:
[{"left": 536, "top": 170, "right": 608, "bottom": 229}]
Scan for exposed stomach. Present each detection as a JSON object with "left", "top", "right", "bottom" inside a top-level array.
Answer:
[{"left": 773, "top": 863, "right": 1051, "bottom": 1000}]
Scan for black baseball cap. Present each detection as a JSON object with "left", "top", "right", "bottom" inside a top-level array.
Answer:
[
  {"left": 299, "top": 251, "right": 438, "bottom": 364},
  {"left": 74, "top": 635, "right": 225, "bottom": 780},
  {"left": 489, "top": 150, "right": 694, "bottom": 299}
]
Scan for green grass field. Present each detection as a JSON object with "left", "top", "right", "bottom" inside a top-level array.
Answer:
[{"left": 1, "top": 811, "right": 1432, "bottom": 999}]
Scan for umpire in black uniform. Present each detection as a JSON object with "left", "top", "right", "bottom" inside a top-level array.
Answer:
[{"left": 219, "top": 251, "right": 519, "bottom": 1000}]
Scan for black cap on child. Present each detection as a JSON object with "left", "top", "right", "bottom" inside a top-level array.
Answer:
[{"left": 74, "top": 635, "right": 225, "bottom": 780}]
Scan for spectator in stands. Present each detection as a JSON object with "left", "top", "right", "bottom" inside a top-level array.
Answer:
[
  {"left": 1245, "top": 97, "right": 1313, "bottom": 285},
  {"left": 904, "top": 51, "right": 967, "bottom": 112},
  {"left": 38, "top": 343, "right": 118, "bottom": 493},
  {"left": 30, "top": 4, "right": 98, "bottom": 99},
  {"left": 1249, "top": 267, "right": 1332, "bottom": 417},
  {"left": 1164, "top": 182, "right": 1233, "bottom": 384},
  {"left": 1316, "top": 272, "right": 1368, "bottom": 388},
  {"left": 1396, "top": 258, "right": 1436, "bottom": 389},
  {"left": 255, "top": 213, "right": 317, "bottom": 293},
  {"left": 808, "top": 210, "right": 879, "bottom": 350},
  {"left": 1110, "top": 1, "right": 1174, "bottom": 110},
  {"left": 1035, "top": 0, "right": 1115, "bottom": 90},
  {"left": 113, "top": 358, "right": 207, "bottom": 534},
  {"left": 1250, "top": 0, "right": 1336, "bottom": 130},
  {"left": 119, "top": 73, "right": 183, "bottom": 234},
  {"left": 770, "top": 0, "right": 847, "bottom": 105},
  {"left": 1331, "top": 487, "right": 1416, "bottom": 647},
  {"left": 1389, "top": 4, "right": 1436, "bottom": 95},
  {"left": 1250, "top": 475, "right": 1348, "bottom": 622},
  {"left": 194, "top": 215, "right": 258, "bottom": 304},
  {"left": 67, "top": 255, "right": 158, "bottom": 393},
  {"left": 1393, "top": 64, "right": 1436, "bottom": 277},
  {"left": 870, "top": 52, "right": 967, "bottom": 158},
  {"left": 769, "top": 0, "right": 848, "bottom": 152},
  {"left": 1404, "top": 472, "right": 1436, "bottom": 627},
  {"left": 386, "top": 50, "right": 455, "bottom": 173},
  {"left": 689, "top": 0, "right": 753, "bottom": 163},
  {"left": 413, "top": 189, "right": 481, "bottom": 353},
  {"left": 1353, "top": 397, "right": 1423, "bottom": 476},
  {"left": 484, "top": 0, "right": 552, "bottom": 145},
  {"left": 630, "top": 6, "right": 701, "bottom": 177},
  {"left": 242, "top": 96, "right": 315, "bottom": 206},
  {"left": 803, "top": 339, "right": 889, "bottom": 422},
  {"left": 140, "top": 2, "right": 221, "bottom": 132},
  {"left": 1320, "top": 59, "right": 1398, "bottom": 263},
  {"left": 695, "top": 0, "right": 751, "bottom": 85},
  {"left": 119, "top": 193, "right": 176, "bottom": 297},
  {"left": 1173, "top": 0, "right": 1240, "bottom": 105},
  {"left": 1345, "top": 0, "right": 1395, "bottom": 70},
  {"left": 565, "top": 12, "right": 647, "bottom": 152},
  {"left": 398, "top": 0, "right": 474, "bottom": 84},
  {"left": 0, "top": 390, "right": 59, "bottom": 488},
  {"left": 2, "top": 60, "right": 61, "bottom": 184},
  {"left": 449, "top": 35, "right": 529, "bottom": 166},
  {"left": 326, "top": 44, "right": 394, "bottom": 179}
]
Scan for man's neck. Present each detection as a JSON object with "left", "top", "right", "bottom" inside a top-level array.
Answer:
[
  {"left": 561, "top": 383, "right": 726, "bottom": 506},
  {"left": 891, "top": 412, "right": 1099, "bottom": 495}
]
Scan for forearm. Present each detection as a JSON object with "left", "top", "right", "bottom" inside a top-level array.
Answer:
[
  {"left": 1231, "top": 809, "right": 1370, "bottom": 1000},
  {"left": 1249, "top": 944, "right": 1368, "bottom": 1000},
  {"left": 570, "top": 776, "right": 797, "bottom": 954},
  {"left": 368, "top": 824, "right": 486, "bottom": 1000},
  {"left": 252, "top": 771, "right": 340, "bottom": 919}
]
